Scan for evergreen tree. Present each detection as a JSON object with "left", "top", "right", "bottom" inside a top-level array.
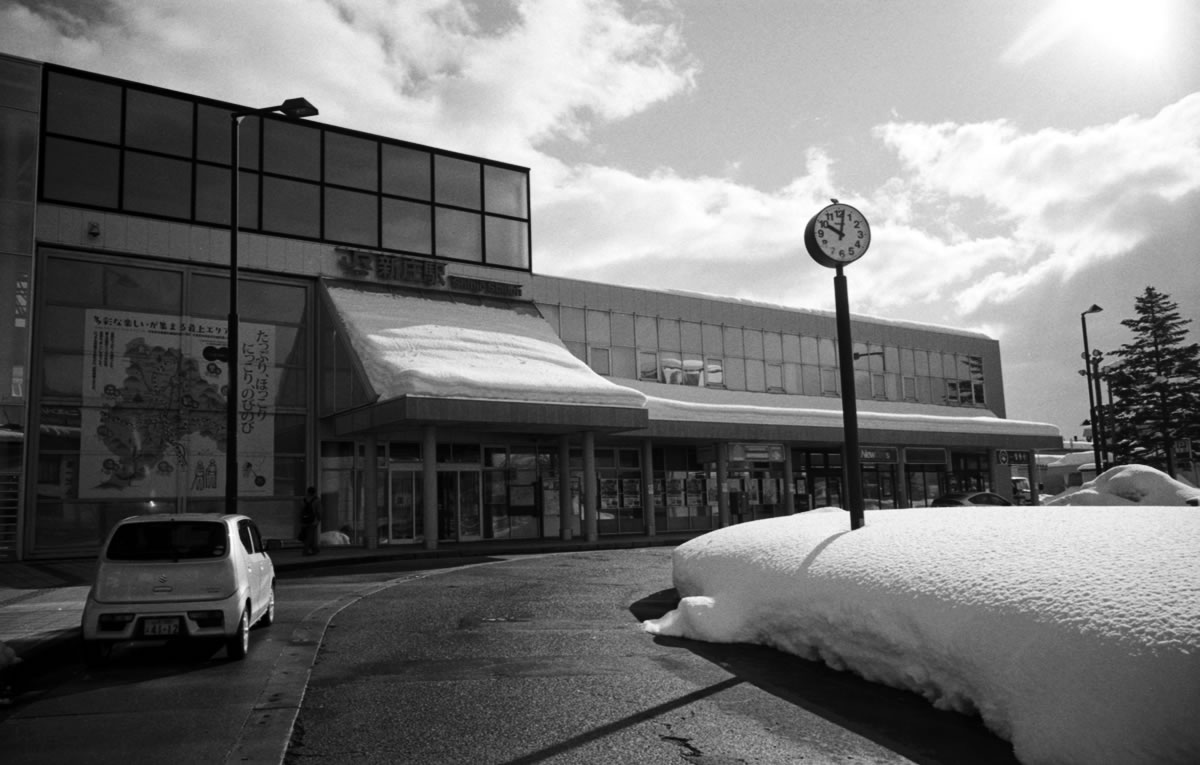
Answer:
[{"left": 1101, "top": 287, "right": 1200, "bottom": 477}]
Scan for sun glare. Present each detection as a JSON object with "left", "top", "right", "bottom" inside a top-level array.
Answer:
[
  {"left": 1070, "top": 0, "right": 1171, "bottom": 61},
  {"left": 1005, "top": 0, "right": 1176, "bottom": 66}
]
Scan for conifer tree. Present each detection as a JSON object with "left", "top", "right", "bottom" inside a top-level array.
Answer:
[{"left": 1101, "top": 287, "right": 1200, "bottom": 477}]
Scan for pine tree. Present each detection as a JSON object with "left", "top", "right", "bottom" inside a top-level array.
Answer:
[{"left": 1101, "top": 287, "right": 1200, "bottom": 477}]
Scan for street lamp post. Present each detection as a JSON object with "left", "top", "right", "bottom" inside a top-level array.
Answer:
[
  {"left": 1080, "top": 304, "right": 1103, "bottom": 475},
  {"left": 225, "top": 97, "right": 318, "bottom": 512}
]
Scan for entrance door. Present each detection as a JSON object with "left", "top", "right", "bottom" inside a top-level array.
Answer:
[
  {"left": 437, "top": 470, "right": 481, "bottom": 541},
  {"left": 386, "top": 468, "right": 420, "bottom": 543}
]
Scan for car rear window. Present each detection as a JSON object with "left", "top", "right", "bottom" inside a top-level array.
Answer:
[{"left": 106, "top": 521, "right": 229, "bottom": 561}]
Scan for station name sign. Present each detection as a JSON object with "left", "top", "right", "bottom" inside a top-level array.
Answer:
[{"left": 335, "top": 247, "right": 523, "bottom": 299}]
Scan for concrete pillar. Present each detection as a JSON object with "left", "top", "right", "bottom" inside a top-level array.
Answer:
[
  {"left": 717, "top": 443, "right": 730, "bottom": 527},
  {"left": 583, "top": 431, "right": 597, "bottom": 542},
  {"left": 363, "top": 439, "right": 378, "bottom": 550},
  {"left": 422, "top": 425, "right": 437, "bottom": 551},
  {"left": 558, "top": 434, "right": 572, "bottom": 540},
  {"left": 642, "top": 438, "right": 655, "bottom": 536}
]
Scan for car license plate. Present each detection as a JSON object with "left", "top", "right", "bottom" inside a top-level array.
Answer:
[{"left": 143, "top": 617, "right": 180, "bottom": 637}]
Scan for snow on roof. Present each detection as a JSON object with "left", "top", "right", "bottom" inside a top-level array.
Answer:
[
  {"left": 324, "top": 285, "right": 647, "bottom": 409},
  {"left": 643, "top": 469, "right": 1200, "bottom": 764},
  {"left": 622, "top": 380, "right": 1060, "bottom": 438}
]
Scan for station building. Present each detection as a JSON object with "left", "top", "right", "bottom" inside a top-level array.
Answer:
[{"left": 0, "top": 55, "right": 1059, "bottom": 560}]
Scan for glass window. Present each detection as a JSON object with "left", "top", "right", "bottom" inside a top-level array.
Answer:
[
  {"left": 746, "top": 360, "right": 766, "bottom": 391},
  {"left": 484, "top": 217, "right": 529, "bottom": 269},
  {"left": 821, "top": 367, "right": 839, "bottom": 394},
  {"left": 901, "top": 348, "right": 916, "bottom": 376},
  {"left": 764, "top": 332, "right": 783, "bottom": 362},
  {"left": 325, "top": 187, "right": 378, "bottom": 246},
  {"left": 435, "top": 207, "right": 482, "bottom": 261},
  {"left": 800, "top": 336, "right": 819, "bottom": 365},
  {"left": 235, "top": 116, "right": 261, "bottom": 170},
  {"left": 240, "top": 280, "right": 307, "bottom": 323},
  {"left": 611, "top": 312, "right": 635, "bottom": 346},
  {"left": 635, "top": 315, "right": 657, "bottom": 348},
  {"left": 724, "top": 357, "right": 746, "bottom": 390},
  {"left": 680, "top": 322, "right": 702, "bottom": 353},
  {"left": 483, "top": 165, "right": 527, "bottom": 218},
  {"left": 702, "top": 324, "right": 723, "bottom": 356},
  {"left": 0, "top": 57, "right": 40, "bottom": 112},
  {"left": 125, "top": 89, "right": 193, "bottom": 157},
  {"left": 195, "top": 164, "right": 230, "bottom": 225},
  {"left": 263, "top": 118, "right": 320, "bottom": 180},
  {"left": 262, "top": 176, "right": 320, "bottom": 238},
  {"left": 325, "top": 132, "right": 378, "bottom": 191},
  {"left": 705, "top": 358, "right": 724, "bottom": 387},
  {"left": 612, "top": 347, "right": 636, "bottom": 378},
  {"left": 123, "top": 152, "right": 192, "bottom": 218},
  {"left": 586, "top": 310, "right": 611, "bottom": 345},
  {"left": 560, "top": 307, "right": 585, "bottom": 341},
  {"left": 382, "top": 144, "right": 430, "bottom": 199},
  {"left": 658, "top": 318, "right": 681, "bottom": 351},
  {"left": 782, "top": 334, "right": 801, "bottom": 363},
  {"left": 744, "top": 329, "right": 765, "bottom": 359},
  {"left": 801, "top": 364, "right": 821, "bottom": 394},
  {"left": 885, "top": 346, "right": 900, "bottom": 372},
  {"left": 638, "top": 351, "right": 659, "bottom": 382},
  {"left": 434, "top": 155, "right": 481, "bottom": 209},
  {"left": 915, "top": 349, "right": 930, "bottom": 377},
  {"left": 42, "top": 138, "right": 119, "bottom": 208},
  {"left": 766, "top": 363, "right": 784, "bottom": 391},
  {"left": 105, "top": 265, "right": 181, "bottom": 312},
  {"left": 196, "top": 103, "right": 232, "bottom": 165},
  {"left": 382, "top": 198, "right": 432, "bottom": 253},
  {"left": 44, "top": 258, "right": 102, "bottom": 305},
  {"left": 590, "top": 347, "right": 610, "bottom": 375},
  {"left": 46, "top": 72, "right": 122, "bottom": 143},
  {"left": 818, "top": 337, "right": 838, "bottom": 367},
  {"left": 723, "top": 326, "right": 744, "bottom": 357}
]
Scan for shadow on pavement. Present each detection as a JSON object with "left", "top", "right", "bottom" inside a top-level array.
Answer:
[{"left": 629, "top": 589, "right": 1020, "bottom": 765}]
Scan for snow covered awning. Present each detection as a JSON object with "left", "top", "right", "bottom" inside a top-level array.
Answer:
[
  {"left": 321, "top": 282, "right": 649, "bottom": 435},
  {"left": 619, "top": 380, "right": 1062, "bottom": 449}
]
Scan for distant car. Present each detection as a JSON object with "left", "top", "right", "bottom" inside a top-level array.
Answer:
[
  {"left": 930, "top": 491, "right": 1014, "bottom": 507},
  {"left": 81, "top": 513, "right": 275, "bottom": 665}
]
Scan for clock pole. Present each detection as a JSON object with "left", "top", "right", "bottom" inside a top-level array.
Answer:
[
  {"left": 834, "top": 265, "right": 865, "bottom": 530},
  {"left": 804, "top": 200, "right": 871, "bottom": 530}
]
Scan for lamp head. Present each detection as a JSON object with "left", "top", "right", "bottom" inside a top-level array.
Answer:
[
  {"left": 1083, "top": 304, "right": 1103, "bottom": 316},
  {"left": 278, "top": 98, "right": 318, "bottom": 119}
]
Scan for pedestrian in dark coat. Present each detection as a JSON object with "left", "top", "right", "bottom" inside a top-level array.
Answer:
[{"left": 301, "top": 486, "right": 321, "bottom": 555}]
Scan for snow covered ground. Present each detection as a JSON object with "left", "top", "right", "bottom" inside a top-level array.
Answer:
[{"left": 643, "top": 467, "right": 1200, "bottom": 765}]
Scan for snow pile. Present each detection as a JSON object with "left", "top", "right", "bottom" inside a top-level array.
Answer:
[
  {"left": 1047, "top": 464, "right": 1200, "bottom": 506},
  {"left": 325, "top": 285, "right": 647, "bottom": 408},
  {"left": 643, "top": 507, "right": 1200, "bottom": 765}
]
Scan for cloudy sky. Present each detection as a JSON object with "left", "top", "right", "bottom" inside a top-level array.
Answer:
[{"left": 4, "top": 0, "right": 1199, "bottom": 438}]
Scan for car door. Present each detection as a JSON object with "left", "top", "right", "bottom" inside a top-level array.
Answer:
[{"left": 236, "top": 519, "right": 267, "bottom": 619}]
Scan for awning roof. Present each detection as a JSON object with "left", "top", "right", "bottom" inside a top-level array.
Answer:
[
  {"left": 322, "top": 282, "right": 649, "bottom": 435},
  {"left": 321, "top": 281, "right": 1060, "bottom": 449}
]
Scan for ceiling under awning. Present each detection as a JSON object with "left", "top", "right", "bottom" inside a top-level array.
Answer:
[{"left": 321, "top": 282, "right": 649, "bottom": 436}]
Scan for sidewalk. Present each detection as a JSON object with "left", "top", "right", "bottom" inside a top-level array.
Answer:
[{"left": 0, "top": 532, "right": 697, "bottom": 684}]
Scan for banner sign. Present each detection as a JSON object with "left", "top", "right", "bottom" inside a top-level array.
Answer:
[{"left": 79, "top": 310, "right": 276, "bottom": 499}]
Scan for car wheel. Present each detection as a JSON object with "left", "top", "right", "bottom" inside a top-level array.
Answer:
[
  {"left": 260, "top": 587, "right": 275, "bottom": 628},
  {"left": 226, "top": 606, "right": 250, "bottom": 660},
  {"left": 82, "top": 639, "right": 110, "bottom": 668}
]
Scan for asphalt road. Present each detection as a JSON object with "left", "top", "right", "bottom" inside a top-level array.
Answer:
[
  {"left": 0, "top": 549, "right": 1018, "bottom": 765},
  {"left": 286, "top": 549, "right": 1019, "bottom": 765}
]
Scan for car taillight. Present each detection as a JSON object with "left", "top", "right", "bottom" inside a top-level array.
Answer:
[
  {"left": 98, "top": 613, "right": 135, "bottom": 631},
  {"left": 187, "top": 610, "right": 225, "bottom": 628}
]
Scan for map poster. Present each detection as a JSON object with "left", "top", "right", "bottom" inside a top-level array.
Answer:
[{"left": 79, "top": 310, "right": 276, "bottom": 499}]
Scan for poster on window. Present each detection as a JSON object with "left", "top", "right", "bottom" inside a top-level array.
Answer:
[
  {"left": 621, "top": 479, "right": 641, "bottom": 508},
  {"left": 79, "top": 310, "right": 276, "bottom": 499}
]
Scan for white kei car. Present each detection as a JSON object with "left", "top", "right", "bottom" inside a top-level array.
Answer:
[{"left": 81, "top": 513, "right": 275, "bottom": 664}]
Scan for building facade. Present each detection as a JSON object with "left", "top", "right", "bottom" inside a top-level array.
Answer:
[{"left": 0, "top": 55, "right": 1059, "bottom": 560}]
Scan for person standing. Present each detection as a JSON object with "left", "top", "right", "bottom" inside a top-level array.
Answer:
[{"left": 300, "top": 486, "right": 321, "bottom": 555}]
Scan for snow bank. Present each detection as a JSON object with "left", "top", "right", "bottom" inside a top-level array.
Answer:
[
  {"left": 1046, "top": 464, "right": 1200, "bottom": 506},
  {"left": 643, "top": 507, "right": 1200, "bottom": 765}
]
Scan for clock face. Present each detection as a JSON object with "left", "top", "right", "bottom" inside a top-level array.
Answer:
[{"left": 804, "top": 203, "right": 871, "bottom": 267}]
